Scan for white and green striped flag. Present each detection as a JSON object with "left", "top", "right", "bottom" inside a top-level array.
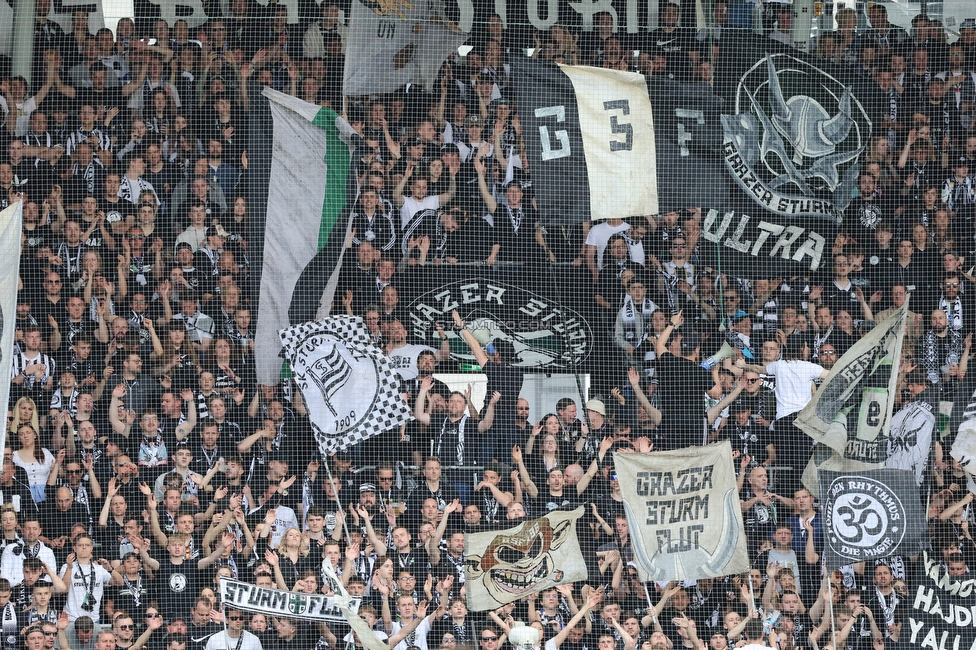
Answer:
[{"left": 254, "top": 89, "right": 354, "bottom": 385}]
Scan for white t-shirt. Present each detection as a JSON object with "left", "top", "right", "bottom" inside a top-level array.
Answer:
[
  {"left": 0, "top": 96, "right": 38, "bottom": 136},
  {"left": 387, "top": 344, "right": 435, "bottom": 380},
  {"left": 205, "top": 630, "right": 264, "bottom": 650},
  {"left": 392, "top": 616, "right": 431, "bottom": 650},
  {"left": 61, "top": 560, "right": 113, "bottom": 622},
  {"left": 585, "top": 221, "right": 631, "bottom": 270},
  {"left": 765, "top": 360, "right": 825, "bottom": 419},
  {"left": 267, "top": 505, "right": 300, "bottom": 549},
  {"left": 400, "top": 196, "right": 440, "bottom": 230}
]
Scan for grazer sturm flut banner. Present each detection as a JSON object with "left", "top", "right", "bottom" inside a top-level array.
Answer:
[
  {"left": 278, "top": 316, "right": 412, "bottom": 455},
  {"left": 819, "top": 469, "right": 926, "bottom": 570},
  {"left": 219, "top": 578, "right": 361, "bottom": 621},
  {"left": 794, "top": 306, "right": 908, "bottom": 465},
  {"left": 511, "top": 58, "right": 658, "bottom": 225},
  {"left": 906, "top": 550, "right": 976, "bottom": 650},
  {"left": 613, "top": 441, "right": 751, "bottom": 582},
  {"left": 406, "top": 278, "right": 594, "bottom": 370},
  {"left": 0, "top": 202, "right": 23, "bottom": 456},
  {"left": 464, "top": 506, "right": 587, "bottom": 611}
]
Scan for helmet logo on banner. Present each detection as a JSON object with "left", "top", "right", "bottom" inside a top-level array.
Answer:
[{"left": 722, "top": 53, "right": 871, "bottom": 221}]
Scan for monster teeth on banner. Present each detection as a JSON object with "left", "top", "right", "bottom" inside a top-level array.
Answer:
[{"left": 465, "top": 507, "right": 587, "bottom": 610}]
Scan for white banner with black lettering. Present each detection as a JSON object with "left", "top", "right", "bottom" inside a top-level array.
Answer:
[
  {"left": 0, "top": 202, "right": 23, "bottom": 455},
  {"left": 219, "top": 578, "right": 359, "bottom": 622},
  {"left": 614, "top": 441, "right": 751, "bottom": 582}
]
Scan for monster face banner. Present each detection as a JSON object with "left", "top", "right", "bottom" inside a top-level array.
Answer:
[
  {"left": 614, "top": 442, "right": 751, "bottom": 582},
  {"left": 464, "top": 507, "right": 587, "bottom": 611}
]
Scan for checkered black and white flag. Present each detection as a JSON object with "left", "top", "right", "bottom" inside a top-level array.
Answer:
[{"left": 279, "top": 316, "right": 412, "bottom": 454}]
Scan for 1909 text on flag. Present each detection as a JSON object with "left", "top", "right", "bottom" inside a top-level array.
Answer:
[
  {"left": 279, "top": 316, "right": 411, "bottom": 454},
  {"left": 614, "top": 442, "right": 750, "bottom": 582}
]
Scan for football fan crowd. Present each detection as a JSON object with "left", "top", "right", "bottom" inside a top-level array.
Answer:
[{"left": 4, "top": 3, "right": 976, "bottom": 650}]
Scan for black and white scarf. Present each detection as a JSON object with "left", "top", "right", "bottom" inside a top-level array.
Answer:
[{"left": 619, "top": 294, "right": 657, "bottom": 345}]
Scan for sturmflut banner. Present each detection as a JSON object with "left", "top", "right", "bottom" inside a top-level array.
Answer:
[
  {"left": 819, "top": 469, "right": 926, "bottom": 570},
  {"left": 464, "top": 506, "right": 587, "bottom": 611},
  {"left": 219, "top": 578, "right": 360, "bottom": 621},
  {"left": 614, "top": 442, "right": 750, "bottom": 582},
  {"left": 907, "top": 550, "right": 976, "bottom": 650}
]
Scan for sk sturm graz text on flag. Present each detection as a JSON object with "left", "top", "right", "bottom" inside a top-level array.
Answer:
[
  {"left": 465, "top": 506, "right": 587, "bottom": 611},
  {"left": 278, "top": 316, "right": 412, "bottom": 454}
]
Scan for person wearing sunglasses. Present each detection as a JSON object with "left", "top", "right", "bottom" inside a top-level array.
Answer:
[{"left": 204, "top": 607, "right": 262, "bottom": 650}]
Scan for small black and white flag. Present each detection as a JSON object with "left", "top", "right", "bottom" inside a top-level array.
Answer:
[
  {"left": 279, "top": 316, "right": 412, "bottom": 454},
  {"left": 819, "top": 468, "right": 927, "bottom": 570},
  {"left": 512, "top": 58, "right": 658, "bottom": 225}
]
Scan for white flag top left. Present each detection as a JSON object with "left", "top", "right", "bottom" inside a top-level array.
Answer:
[
  {"left": 614, "top": 441, "right": 751, "bottom": 582},
  {"left": 342, "top": 0, "right": 470, "bottom": 95},
  {"left": 0, "top": 202, "right": 22, "bottom": 454},
  {"left": 279, "top": 316, "right": 412, "bottom": 454}
]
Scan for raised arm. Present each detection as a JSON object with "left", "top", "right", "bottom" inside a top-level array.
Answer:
[
  {"left": 655, "top": 310, "right": 684, "bottom": 357},
  {"left": 414, "top": 376, "right": 433, "bottom": 426},
  {"left": 452, "top": 310, "right": 489, "bottom": 366},
  {"left": 477, "top": 391, "right": 501, "bottom": 432}
]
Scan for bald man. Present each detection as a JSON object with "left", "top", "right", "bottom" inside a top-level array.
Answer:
[{"left": 40, "top": 482, "right": 90, "bottom": 548}]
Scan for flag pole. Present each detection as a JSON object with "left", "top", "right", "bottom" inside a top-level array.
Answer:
[
  {"left": 828, "top": 578, "right": 837, "bottom": 647},
  {"left": 642, "top": 583, "right": 659, "bottom": 630},
  {"left": 324, "top": 459, "right": 353, "bottom": 547},
  {"left": 748, "top": 575, "right": 757, "bottom": 612}
]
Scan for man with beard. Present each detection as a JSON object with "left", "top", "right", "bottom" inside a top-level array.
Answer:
[
  {"left": 385, "top": 319, "right": 451, "bottom": 382},
  {"left": 739, "top": 465, "right": 791, "bottom": 557},
  {"left": 414, "top": 378, "right": 500, "bottom": 503},
  {"left": 922, "top": 308, "right": 966, "bottom": 387}
]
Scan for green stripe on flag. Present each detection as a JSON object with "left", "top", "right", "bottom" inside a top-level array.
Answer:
[{"left": 311, "top": 107, "right": 352, "bottom": 249}]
